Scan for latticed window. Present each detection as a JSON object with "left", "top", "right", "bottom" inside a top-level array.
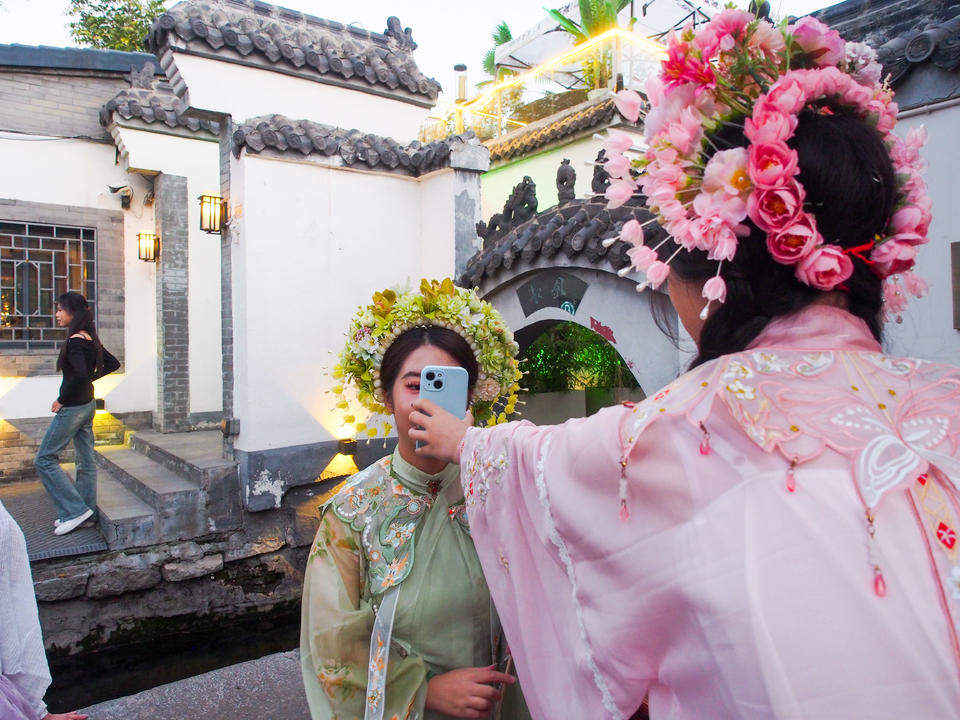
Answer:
[{"left": 0, "top": 220, "right": 96, "bottom": 350}]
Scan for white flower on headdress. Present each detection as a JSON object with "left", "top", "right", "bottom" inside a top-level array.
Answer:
[{"left": 845, "top": 42, "right": 882, "bottom": 87}]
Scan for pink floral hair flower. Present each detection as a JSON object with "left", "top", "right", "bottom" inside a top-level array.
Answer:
[
  {"left": 619, "top": 219, "right": 644, "bottom": 246},
  {"left": 870, "top": 239, "right": 918, "bottom": 276},
  {"left": 766, "top": 213, "right": 821, "bottom": 265},
  {"left": 902, "top": 271, "right": 929, "bottom": 298},
  {"left": 702, "top": 147, "right": 751, "bottom": 198},
  {"left": 644, "top": 260, "right": 671, "bottom": 289},
  {"left": 888, "top": 205, "right": 930, "bottom": 244},
  {"left": 627, "top": 244, "right": 657, "bottom": 271},
  {"left": 744, "top": 111, "right": 798, "bottom": 145},
  {"left": 747, "top": 181, "right": 806, "bottom": 231},
  {"left": 692, "top": 190, "right": 747, "bottom": 229},
  {"left": 883, "top": 279, "right": 909, "bottom": 315},
  {"left": 694, "top": 8, "right": 754, "bottom": 54},
  {"left": 748, "top": 142, "right": 800, "bottom": 189},
  {"left": 689, "top": 213, "right": 739, "bottom": 254},
  {"left": 605, "top": 178, "right": 637, "bottom": 210},
  {"left": 791, "top": 16, "right": 845, "bottom": 67},
  {"left": 757, "top": 77, "right": 806, "bottom": 115},
  {"left": 661, "top": 37, "right": 715, "bottom": 91},
  {"left": 665, "top": 107, "right": 705, "bottom": 154},
  {"left": 702, "top": 275, "right": 727, "bottom": 303},
  {"left": 604, "top": 153, "right": 633, "bottom": 180},
  {"left": 748, "top": 21, "right": 786, "bottom": 61},
  {"left": 604, "top": 128, "right": 635, "bottom": 154},
  {"left": 614, "top": 89, "right": 644, "bottom": 123},
  {"left": 795, "top": 244, "right": 854, "bottom": 290}
]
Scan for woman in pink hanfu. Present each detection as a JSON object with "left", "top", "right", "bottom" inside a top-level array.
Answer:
[{"left": 409, "top": 12, "right": 960, "bottom": 720}]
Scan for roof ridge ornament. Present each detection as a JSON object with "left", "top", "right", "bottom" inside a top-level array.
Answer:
[{"left": 383, "top": 16, "right": 416, "bottom": 52}]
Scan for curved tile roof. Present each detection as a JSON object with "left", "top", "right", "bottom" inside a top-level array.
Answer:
[
  {"left": 232, "top": 114, "right": 478, "bottom": 176},
  {"left": 460, "top": 179, "right": 660, "bottom": 288},
  {"left": 100, "top": 63, "right": 220, "bottom": 135},
  {"left": 145, "top": 0, "right": 441, "bottom": 105},
  {"left": 487, "top": 96, "right": 621, "bottom": 163}
]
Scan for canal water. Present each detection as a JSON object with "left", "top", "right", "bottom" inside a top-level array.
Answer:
[{"left": 46, "top": 603, "right": 301, "bottom": 711}]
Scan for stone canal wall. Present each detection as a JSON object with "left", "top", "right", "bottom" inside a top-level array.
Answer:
[{"left": 33, "top": 483, "right": 325, "bottom": 657}]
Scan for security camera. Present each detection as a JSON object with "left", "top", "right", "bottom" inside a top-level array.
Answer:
[{"left": 108, "top": 185, "right": 133, "bottom": 210}]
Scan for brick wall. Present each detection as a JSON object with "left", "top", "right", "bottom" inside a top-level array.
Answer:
[
  {"left": 0, "top": 411, "right": 152, "bottom": 483},
  {"left": 155, "top": 174, "right": 190, "bottom": 432},
  {"left": 0, "top": 69, "right": 127, "bottom": 141}
]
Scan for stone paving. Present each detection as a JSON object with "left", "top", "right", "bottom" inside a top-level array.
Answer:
[{"left": 78, "top": 650, "right": 310, "bottom": 719}]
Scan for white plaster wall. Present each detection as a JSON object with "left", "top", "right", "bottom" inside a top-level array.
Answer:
[
  {"left": 0, "top": 134, "right": 157, "bottom": 419},
  {"left": 173, "top": 53, "right": 429, "bottom": 139},
  {"left": 481, "top": 135, "right": 603, "bottom": 220},
  {"left": 885, "top": 108, "right": 960, "bottom": 366},
  {"left": 418, "top": 169, "right": 457, "bottom": 278},
  {"left": 117, "top": 128, "right": 223, "bottom": 415},
  {"left": 231, "top": 155, "right": 455, "bottom": 452}
]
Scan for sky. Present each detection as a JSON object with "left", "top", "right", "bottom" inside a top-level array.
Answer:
[{"left": 0, "top": 0, "right": 839, "bottom": 96}]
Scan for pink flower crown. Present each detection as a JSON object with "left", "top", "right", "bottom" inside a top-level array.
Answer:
[{"left": 604, "top": 10, "right": 931, "bottom": 322}]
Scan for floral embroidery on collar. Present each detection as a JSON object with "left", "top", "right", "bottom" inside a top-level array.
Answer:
[{"left": 329, "top": 457, "right": 431, "bottom": 595}]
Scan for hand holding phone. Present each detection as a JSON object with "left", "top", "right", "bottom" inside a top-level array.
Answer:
[{"left": 416, "top": 366, "right": 469, "bottom": 448}]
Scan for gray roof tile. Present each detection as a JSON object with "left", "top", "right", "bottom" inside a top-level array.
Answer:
[
  {"left": 232, "top": 114, "right": 478, "bottom": 176},
  {"left": 146, "top": 0, "right": 441, "bottom": 104},
  {"left": 486, "top": 96, "right": 623, "bottom": 162},
  {"left": 100, "top": 62, "right": 220, "bottom": 135}
]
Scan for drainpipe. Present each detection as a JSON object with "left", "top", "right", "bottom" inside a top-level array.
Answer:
[{"left": 897, "top": 96, "right": 960, "bottom": 119}]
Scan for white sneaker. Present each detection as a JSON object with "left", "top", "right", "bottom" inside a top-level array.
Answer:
[{"left": 54, "top": 509, "right": 93, "bottom": 536}]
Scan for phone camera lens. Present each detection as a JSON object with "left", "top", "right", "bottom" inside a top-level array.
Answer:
[
  {"left": 434, "top": 380, "right": 444, "bottom": 390},
  {"left": 425, "top": 372, "right": 435, "bottom": 381}
]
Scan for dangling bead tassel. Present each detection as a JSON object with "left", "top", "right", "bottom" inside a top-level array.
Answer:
[
  {"left": 618, "top": 457, "right": 630, "bottom": 521},
  {"left": 698, "top": 422, "right": 711, "bottom": 455},
  {"left": 786, "top": 457, "right": 798, "bottom": 493},
  {"left": 699, "top": 300, "right": 712, "bottom": 321},
  {"left": 866, "top": 509, "right": 887, "bottom": 597}
]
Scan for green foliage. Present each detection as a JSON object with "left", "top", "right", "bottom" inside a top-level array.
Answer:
[
  {"left": 68, "top": 0, "right": 165, "bottom": 52},
  {"left": 521, "top": 322, "right": 639, "bottom": 394},
  {"left": 545, "top": 0, "right": 630, "bottom": 43},
  {"left": 482, "top": 21, "right": 514, "bottom": 80}
]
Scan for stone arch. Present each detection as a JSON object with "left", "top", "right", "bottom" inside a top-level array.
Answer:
[{"left": 460, "top": 159, "right": 685, "bottom": 395}]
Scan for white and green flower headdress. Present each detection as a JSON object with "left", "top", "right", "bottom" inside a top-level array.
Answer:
[{"left": 332, "top": 278, "right": 522, "bottom": 437}]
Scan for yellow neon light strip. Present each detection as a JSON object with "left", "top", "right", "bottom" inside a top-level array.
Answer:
[
  {"left": 430, "top": 103, "right": 528, "bottom": 127},
  {"left": 462, "top": 28, "right": 666, "bottom": 110}
]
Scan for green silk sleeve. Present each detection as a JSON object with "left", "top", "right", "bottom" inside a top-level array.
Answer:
[{"left": 301, "top": 509, "right": 429, "bottom": 720}]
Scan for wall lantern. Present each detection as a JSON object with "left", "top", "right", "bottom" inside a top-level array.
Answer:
[
  {"left": 320, "top": 438, "right": 360, "bottom": 482},
  {"left": 137, "top": 232, "right": 160, "bottom": 262},
  {"left": 198, "top": 194, "right": 226, "bottom": 234}
]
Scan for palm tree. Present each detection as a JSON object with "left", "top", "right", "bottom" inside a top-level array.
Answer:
[
  {"left": 482, "top": 21, "right": 514, "bottom": 82},
  {"left": 546, "top": 0, "right": 632, "bottom": 88}
]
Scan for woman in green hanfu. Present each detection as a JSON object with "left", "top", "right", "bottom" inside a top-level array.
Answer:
[{"left": 300, "top": 280, "right": 529, "bottom": 720}]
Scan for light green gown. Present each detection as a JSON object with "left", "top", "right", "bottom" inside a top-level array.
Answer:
[{"left": 300, "top": 450, "right": 529, "bottom": 720}]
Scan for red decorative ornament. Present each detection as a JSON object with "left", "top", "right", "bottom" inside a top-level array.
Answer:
[
  {"left": 918, "top": 472, "right": 928, "bottom": 486},
  {"left": 937, "top": 522, "right": 956, "bottom": 550},
  {"left": 619, "top": 499, "right": 630, "bottom": 522}
]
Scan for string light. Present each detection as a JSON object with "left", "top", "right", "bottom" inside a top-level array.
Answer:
[{"left": 461, "top": 28, "right": 666, "bottom": 111}]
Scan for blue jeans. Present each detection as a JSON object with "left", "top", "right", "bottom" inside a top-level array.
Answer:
[{"left": 35, "top": 400, "right": 97, "bottom": 523}]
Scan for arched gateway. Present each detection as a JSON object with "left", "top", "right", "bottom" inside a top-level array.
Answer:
[{"left": 459, "top": 158, "right": 685, "bottom": 397}]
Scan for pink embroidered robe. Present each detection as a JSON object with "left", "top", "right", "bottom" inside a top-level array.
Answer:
[{"left": 460, "top": 306, "right": 960, "bottom": 720}]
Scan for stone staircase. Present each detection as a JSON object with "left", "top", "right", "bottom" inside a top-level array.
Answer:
[{"left": 62, "top": 430, "right": 241, "bottom": 551}]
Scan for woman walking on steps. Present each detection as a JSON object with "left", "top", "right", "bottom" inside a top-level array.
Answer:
[{"left": 36, "top": 292, "right": 118, "bottom": 537}]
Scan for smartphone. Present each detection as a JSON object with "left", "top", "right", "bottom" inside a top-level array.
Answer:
[{"left": 417, "top": 365, "right": 469, "bottom": 448}]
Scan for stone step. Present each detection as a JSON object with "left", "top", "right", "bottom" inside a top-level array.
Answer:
[
  {"left": 94, "top": 446, "right": 204, "bottom": 541},
  {"left": 63, "top": 462, "right": 158, "bottom": 551},
  {"left": 127, "top": 430, "right": 242, "bottom": 533},
  {"left": 128, "top": 430, "right": 233, "bottom": 485}
]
